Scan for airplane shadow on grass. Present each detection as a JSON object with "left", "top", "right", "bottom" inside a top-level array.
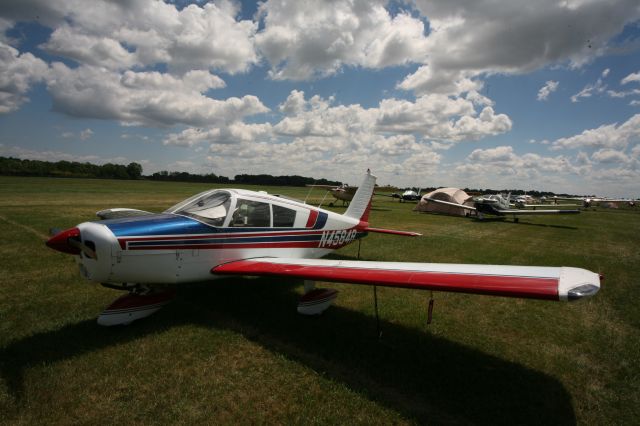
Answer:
[{"left": 1, "top": 278, "right": 576, "bottom": 425}]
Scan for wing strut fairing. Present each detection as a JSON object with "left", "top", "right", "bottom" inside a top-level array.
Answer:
[{"left": 212, "top": 258, "right": 600, "bottom": 301}]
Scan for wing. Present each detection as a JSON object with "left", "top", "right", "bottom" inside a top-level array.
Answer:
[
  {"left": 424, "top": 197, "right": 476, "bottom": 211},
  {"left": 493, "top": 208, "right": 580, "bottom": 215},
  {"left": 212, "top": 258, "right": 600, "bottom": 301},
  {"left": 513, "top": 204, "right": 581, "bottom": 208}
]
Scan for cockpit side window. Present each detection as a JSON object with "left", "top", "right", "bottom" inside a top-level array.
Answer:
[
  {"left": 174, "top": 191, "right": 231, "bottom": 226},
  {"left": 231, "top": 199, "right": 271, "bottom": 227},
  {"left": 273, "top": 205, "right": 296, "bottom": 227}
]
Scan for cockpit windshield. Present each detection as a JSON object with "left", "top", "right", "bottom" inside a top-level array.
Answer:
[{"left": 169, "top": 190, "right": 231, "bottom": 226}]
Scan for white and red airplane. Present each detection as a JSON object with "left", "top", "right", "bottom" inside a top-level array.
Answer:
[{"left": 46, "top": 171, "right": 600, "bottom": 326}]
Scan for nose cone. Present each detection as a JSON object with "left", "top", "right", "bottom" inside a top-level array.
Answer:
[{"left": 46, "top": 227, "right": 81, "bottom": 255}]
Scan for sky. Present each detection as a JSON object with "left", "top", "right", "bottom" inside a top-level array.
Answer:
[{"left": 0, "top": 0, "right": 639, "bottom": 197}]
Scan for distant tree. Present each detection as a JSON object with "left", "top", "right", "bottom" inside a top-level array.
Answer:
[{"left": 126, "top": 162, "right": 143, "bottom": 179}]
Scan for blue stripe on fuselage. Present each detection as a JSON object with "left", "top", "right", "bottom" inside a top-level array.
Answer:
[{"left": 102, "top": 214, "right": 215, "bottom": 237}]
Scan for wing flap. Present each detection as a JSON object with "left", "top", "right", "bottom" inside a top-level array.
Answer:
[{"left": 212, "top": 258, "right": 600, "bottom": 301}]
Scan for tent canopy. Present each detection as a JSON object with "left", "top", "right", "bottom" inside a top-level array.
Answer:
[{"left": 414, "top": 187, "right": 475, "bottom": 216}]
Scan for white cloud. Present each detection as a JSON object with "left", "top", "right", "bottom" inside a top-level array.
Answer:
[
  {"left": 571, "top": 76, "right": 607, "bottom": 102},
  {"left": 591, "top": 148, "right": 630, "bottom": 164},
  {"left": 551, "top": 114, "right": 640, "bottom": 151},
  {"left": 164, "top": 122, "right": 273, "bottom": 146},
  {"left": 621, "top": 71, "right": 640, "bottom": 85},
  {"left": 0, "top": 42, "right": 48, "bottom": 113},
  {"left": 3, "top": 0, "right": 259, "bottom": 74},
  {"left": 45, "top": 64, "right": 268, "bottom": 127},
  {"left": 537, "top": 80, "right": 559, "bottom": 101},
  {"left": 406, "top": 0, "right": 640, "bottom": 95},
  {"left": 59, "top": 128, "right": 94, "bottom": 140},
  {"left": 41, "top": 24, "right": 138, "bottom": 70},
  {"left": 80, "top": 128, "right": 94, "bottom": 140},
  {"left": 255, "top": 0, "right": 429, "bottom": 80}
]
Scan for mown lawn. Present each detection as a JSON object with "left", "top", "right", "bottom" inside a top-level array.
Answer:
[{"left": 0, "top": 176, "right": 638, "bottom": 424}]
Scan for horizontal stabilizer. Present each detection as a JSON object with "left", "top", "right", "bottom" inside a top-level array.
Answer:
[
  {"left": 212, "top": 258, "right": 600, "bottom": 302},
  {"left": 364, "top": 227, "right": 422, "bottom": 237}
]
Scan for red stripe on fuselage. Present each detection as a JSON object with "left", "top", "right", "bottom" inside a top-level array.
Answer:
[{"left": 306, "top": 209, "right": 319, "bottom": 228}]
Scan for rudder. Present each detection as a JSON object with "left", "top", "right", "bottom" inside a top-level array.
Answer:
[{"left": 345, "top": 170, "right": 376, "bottom": 221}]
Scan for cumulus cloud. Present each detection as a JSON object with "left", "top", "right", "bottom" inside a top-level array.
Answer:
[
  {"left": 0, "top": 42, "right": 48, "bottom": 113},
  {"left": 45, "top": 64, "right": 268, "bottom": 127},
  {"left": 591, "top": 148, "right": 630, "bottom": 164},
  {"left": 537, "top": 81, "right": 559, "bottom": 101},
  {"left": 3, "top": 0, "right": 259, "bottom": 74},
  {"left": 402, "top": 0, "right": 640, "bottom": 96},
  {"left": 163, "top": 122, "right": 273, "bottom": 146},
  {"left": 255, "top": 0, "right": 429, "bottom": 80},
  {"left": 551, "top": 114, "right": 640, "bottom": 151}
]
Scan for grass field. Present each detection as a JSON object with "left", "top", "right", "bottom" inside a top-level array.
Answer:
[{"left": 0, "top": 176, "right": 638, "bottom": 425}]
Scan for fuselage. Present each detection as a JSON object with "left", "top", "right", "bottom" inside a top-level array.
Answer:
[{"left": 54, "top": 188, "right": 369, "bottom": 285}]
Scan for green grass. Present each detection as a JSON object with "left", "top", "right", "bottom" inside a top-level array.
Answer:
[{"left": 0, "top": 176, "right": 638, "bottom": 424}]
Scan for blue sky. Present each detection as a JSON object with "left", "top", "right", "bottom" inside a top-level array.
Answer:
[{"left": 0, "top": 0, "right": 639, "bottom": 197}]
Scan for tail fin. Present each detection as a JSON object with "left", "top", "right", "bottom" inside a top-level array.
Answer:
[{"left": 345, "top": 170, "right": 376, "bottom": 221}]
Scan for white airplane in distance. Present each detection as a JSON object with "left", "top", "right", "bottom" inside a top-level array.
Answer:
[
  {"left": 572, "top": 197, "right": 637, "bottom": 208},
  {"left": 47, "top": 171, "right": 600, "bottom": 327},
  {"left": 305, "top": 183, "right": 357, "bottom": 206},
  {"left": 388, "top": 188, "right": 421, "bottom": 202},
  {"left": 425, "top": 193, "right": 581, "bottom": 222}
]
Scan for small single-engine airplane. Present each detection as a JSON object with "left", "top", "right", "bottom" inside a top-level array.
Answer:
[
  {"left": 388, "top": 188, "right": 421, "bottom": 202},
  {"left": 424, "top": 193, "right": 581, "bottom": 222},
  {"left": 47, "top": 171, "right": 599, "bottom": 326},
  {"left": 305, "top": 183, "right": 357, "bottom": 206}
]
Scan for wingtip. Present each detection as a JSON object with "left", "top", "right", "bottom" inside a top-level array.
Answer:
[{"left": 558, "top": 267, "right": 600, "bottom": 301}]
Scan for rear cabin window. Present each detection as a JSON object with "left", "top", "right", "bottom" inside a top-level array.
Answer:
[
  {"left": 273, "top": 205, "right": 296, "bottom": 227},
  {"left": 231, "top": 199, "right": 271, "bottom": 227}
]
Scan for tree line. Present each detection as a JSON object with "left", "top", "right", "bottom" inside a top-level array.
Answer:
[
  {"left": 0, "top": 156, "right": 143, "bottom": 179},
  {"left": 0, "top": 157, "right": 341, "bottom": 187}
]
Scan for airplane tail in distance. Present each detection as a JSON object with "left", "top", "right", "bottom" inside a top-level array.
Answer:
[{"left": 345, "top": 170, "right": 376, "bottom": 221}]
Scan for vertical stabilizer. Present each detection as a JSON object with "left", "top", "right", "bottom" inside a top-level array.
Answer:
[{"left": 345, "top": 170, "right": 376, "bottom": 221}]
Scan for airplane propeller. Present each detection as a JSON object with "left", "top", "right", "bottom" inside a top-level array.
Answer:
[{"left": 46, "top": 227, "right": 97, "bottom": 260}]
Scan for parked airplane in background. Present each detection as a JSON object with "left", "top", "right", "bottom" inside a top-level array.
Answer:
[
  {"left": 47, "top": 171, "right": 599, "bottom": 327},
  {"left": 425, "top": 193, "right": 581, "bottom": 222},
  {"left": 305, "top": 183, "right": 356, "bottom": 206},
  {"left": 577, "top": 197, "right": 637, "bottom": 208},
  {"left": 390, "top": 188, "right": 421, "bottom": 202}
]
